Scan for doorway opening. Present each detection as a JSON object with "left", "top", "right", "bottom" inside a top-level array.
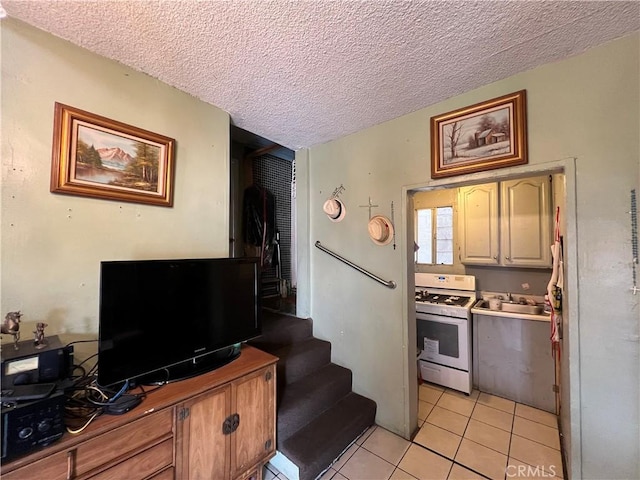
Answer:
[
  {"left": 230, "top": 125, "right": 297, "bottom": 315},
  {"left": 405, "top": 159, "right": 576, "bottom": 475}
]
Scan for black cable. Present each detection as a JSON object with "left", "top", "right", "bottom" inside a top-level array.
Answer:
[
  {"left": 61, "top": 351, "right": 168, "bottom": 426},
  {"left": 65, "top": 339, "right": 98, "bottom": 348}
]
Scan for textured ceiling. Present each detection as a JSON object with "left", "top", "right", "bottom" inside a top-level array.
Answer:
[{"left": 3, "top": 1, "right": 639, "bottom": 150}]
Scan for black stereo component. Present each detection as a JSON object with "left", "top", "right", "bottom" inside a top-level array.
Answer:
[
  {"left": 1, "top": 390, "right": 66, "bottom": 460},
  {"left": 1, "top": 335, "right": 73, "bottom": 386}
]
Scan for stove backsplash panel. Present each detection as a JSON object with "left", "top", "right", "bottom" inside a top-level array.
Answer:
[{"left": 464, "top": 266, "right": 551, "bottom": 296}]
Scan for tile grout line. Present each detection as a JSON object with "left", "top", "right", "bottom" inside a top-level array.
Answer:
[
  {"left": 396, "top": 386, "right": 563, "bottom": 480},
  {"left": 506, "top": 404, "right": 515, "bottom": 480},
  {"left": 434, "top": 391, "right": 557, "bottom": 479},
  {"left": 455, "top": 436, "right": 508, "bottom": 479},
  {"left": 440, "top": 392, "right": 473, "bottom": 480},
  {"left": 409, "top": 440, "right": 463, "bottom": 473},
  {"left": 513, "top": 412, "right": 560, "bottom": 431},
  {"left": 358, "top": 443, "right": 405, "bottom": 470},
  {"left": 431, "top": 389, "right": 494, "bottom": 479},
  {"left": 330, "top": 427, "right": 375, "bottom": 479},
  {"left": 424, "top": 383, "right": 559, "bottom": 428},
  {"left": 389, "top": 436, "right": 415, "bottom": 480},
  {"left": 510, "top": 430, "right": 562, "bottom": 452},
  {"left": 450, "top": 391, "right": 478, "bottom": 462},
  {"left": 508, "top": 432, "right": 564, "bottom": 475},
  {"left": 367, "top": 418, "right": 560, "bottom": 480}
]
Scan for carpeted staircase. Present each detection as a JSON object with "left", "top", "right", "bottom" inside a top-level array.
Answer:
[{"left": 249, "top": 309, "right": 377, "bottom": 480}]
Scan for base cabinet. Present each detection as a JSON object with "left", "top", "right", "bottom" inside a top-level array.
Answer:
[
  {"left": 177, "top": 385, "right": 232, "bottom": 480},
  {"left": 474, "top": 314, "right": 555, "bottom": 413},
  {"left": 177, "top": 365, "right": 276, "bottom": 480},
  {"left": 231, "top": 367, "right": 276, "bottom": 478},
  {"left": 1, "top": 346, "right": 277, "bottom": 480}
]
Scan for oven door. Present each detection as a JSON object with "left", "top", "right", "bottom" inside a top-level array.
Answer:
[{"left": 416, "top": 312, "right": 469, "bottom": 370}]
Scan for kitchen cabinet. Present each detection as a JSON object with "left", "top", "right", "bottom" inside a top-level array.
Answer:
[
  {"left": 473, "top": 313, "right": 556, "bottom": 413},
  {"left": 500, "top": 176, "right": 552, "bottom": 267},
  {"left": 458, "top": 176, "right": 552, "bottom": 267},
  {"left": 1, "top": 345, "right": 277, "bottom": 480},
  {"left": 458, "top": 182, "right": 499, "bottom": 265}
]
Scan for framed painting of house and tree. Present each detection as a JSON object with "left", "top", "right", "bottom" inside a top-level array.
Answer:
[
  {"left": 430, "top": 90, "right": 527, "bottom": 179},
  {"left": 51, "top": 103, "right": 176, "bottom": 207}
]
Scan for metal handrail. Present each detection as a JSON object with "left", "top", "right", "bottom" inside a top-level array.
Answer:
[{"left": 315, "top": 241, "right": 397, "bottom": 289}]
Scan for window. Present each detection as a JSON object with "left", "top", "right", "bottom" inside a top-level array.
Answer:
[{"left": 415, "top": 206, "right": 454, "bottom": 265}]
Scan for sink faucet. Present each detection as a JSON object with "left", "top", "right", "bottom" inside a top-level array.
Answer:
[{"left": 506, "top": 293, "right": 513, "bottom": 302}]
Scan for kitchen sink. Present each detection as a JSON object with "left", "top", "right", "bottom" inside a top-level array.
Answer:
[
  {"left": 499, "top": 302, "right": 543, "bottom": 315},
  {"left": 473, "top": 299, "right": 544, "bottom": 315}
]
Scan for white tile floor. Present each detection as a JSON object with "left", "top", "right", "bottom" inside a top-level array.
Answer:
[{"left": 263, "top": 383, "right": 564, "bottom": 480}]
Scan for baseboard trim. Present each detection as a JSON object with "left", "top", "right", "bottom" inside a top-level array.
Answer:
[{"left": 268, "top": 450, "right": 300, "bottom": 480}]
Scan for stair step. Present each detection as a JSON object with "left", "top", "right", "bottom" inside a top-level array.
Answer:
[
  {"left": 280, "top": 392, "right": 377, "bottom": 480},
  {"left": 251, "top": 311, "right": 313, "bottom": 351},
  {"left": 276, "top": 363, "right": 353, "bottom": 445},
  {"left": 249, "top": 309, "right": 378, "bottom": 480},
  {"left": 273, "top": 337, "right": 331, "bottom": 387}
]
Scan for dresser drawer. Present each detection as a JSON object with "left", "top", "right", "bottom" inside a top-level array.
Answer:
[
  {"left": 1, "top": 409, "right": 174, "bottom": 480},
  {"left": 1, "top": 448, "right": 70, "bottom": 480},
  {"left": 88, "top": 438, "right": 173, "bottom": 480},
  {"left": 73, "top": 408, "right": 173, "bottom": 477},
  {"left": 150, "top": 466, "right": 175, "bottom": 480}
]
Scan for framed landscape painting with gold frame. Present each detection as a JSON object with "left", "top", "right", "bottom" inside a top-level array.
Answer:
[
  {"left": 50, "top": 103, "right": 176, "bottom": 207},
  {"left": 430, "top": 90, "right": 527, "bottom": 179}
]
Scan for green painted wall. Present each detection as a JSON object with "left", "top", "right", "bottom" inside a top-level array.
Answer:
[
  {"left": 300, "top": 33, "right": 639, "bottom": 479},
  {"left": 1, "top": 19, "right": 230, "bottom": 353}
]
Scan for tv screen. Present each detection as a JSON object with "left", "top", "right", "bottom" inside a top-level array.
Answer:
[{"left": 97, "top": 257, "right": 261, "bottom": 387}]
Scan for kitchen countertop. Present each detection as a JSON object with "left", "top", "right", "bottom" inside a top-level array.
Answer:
[{"left": 471, "top": 305, "right": 551, "bottom": 322}]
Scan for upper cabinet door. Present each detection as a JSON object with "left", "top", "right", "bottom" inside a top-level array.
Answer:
[
  {"left": 500, "top": 176, "right": 552, "bottom": 267},
  {"left": 458, "top": 183, "right": 499, "bottom": 265}
]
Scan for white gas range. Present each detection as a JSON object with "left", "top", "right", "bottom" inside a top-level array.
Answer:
[{"left": 415, "top": 273, "right": 476, "bottom": 394}]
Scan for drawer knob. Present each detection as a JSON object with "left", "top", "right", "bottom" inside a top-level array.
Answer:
[{"left": 67, "top": 450, "right": 75, "bottom": 480}]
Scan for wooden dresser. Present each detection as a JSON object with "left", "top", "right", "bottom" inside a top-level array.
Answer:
[{"left": 1, "top": 345, "right": 277, "bottom": 480}]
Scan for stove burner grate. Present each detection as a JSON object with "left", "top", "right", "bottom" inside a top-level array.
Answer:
[{"left": 415, "top": 292, "right": 471, "bottom": 307}]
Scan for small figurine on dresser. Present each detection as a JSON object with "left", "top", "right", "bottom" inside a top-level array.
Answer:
[
  {"left": 33, "top": 322, "right": 48, "bottom": 349},
  {"left": 1, "top": 311, "right": 22, "bottom": 350}
]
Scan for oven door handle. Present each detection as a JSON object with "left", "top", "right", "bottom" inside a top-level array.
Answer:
[{"left": 416, "top": 312, "right": 467, "bottom": 325}]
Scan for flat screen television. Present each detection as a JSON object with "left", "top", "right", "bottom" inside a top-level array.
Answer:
[{"left": 97, "top": 257, "right": 262, "bottom": 388}]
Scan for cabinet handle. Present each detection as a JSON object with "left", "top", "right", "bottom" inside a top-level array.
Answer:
[
  {"left": 222, "top": 413, "right": 240, "bottom": 435},
  {"left": 66, "top": 450, "right": 75, "bottom": 480},
  {"left": 178, "top": 407, "right": 190, "bottom": 421},
  {"left": 265, "top": 438, "right": 272, "bottom": 450},
  {"left": 265, "top": 370, "right": 272, "bottom": 381}
]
